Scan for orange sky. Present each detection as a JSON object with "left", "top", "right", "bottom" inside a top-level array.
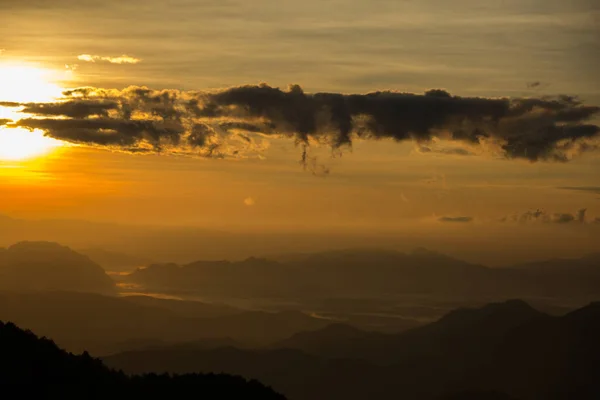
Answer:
[{"left": 0, "top": 0, "right": 598, "bottom": 261}]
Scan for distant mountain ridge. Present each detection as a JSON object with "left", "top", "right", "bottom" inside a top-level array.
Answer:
[{"left": 126, "top": 247, "right": 600, "bottom": 300}]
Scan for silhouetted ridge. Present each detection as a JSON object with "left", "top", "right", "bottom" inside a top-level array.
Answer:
[
  {"left": 0, "top": 321, "right": 285, "bottom": 398},
  {"left": 105, "top": 300, "right": 600, "bottom": 400},
  {"left": 439, "top": 299, "right": 542, "bottom": 322},
  {"left": 563, "top": 301, "right": 600, "bottom": 323}
]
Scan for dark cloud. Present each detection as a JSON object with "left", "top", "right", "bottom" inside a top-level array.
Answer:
[
  {"left": 0, "top": 119, "right": 12, "bottom": 126},
  {"left": 13, "top": 118, "right": 183, "bottom": 148},
  {"left": 527, "top": 81, "right": 542, "bottom": 88},
  {"left": 3, "top": 84, "right": 600, "bottom": 160},
  {"left": 438, "top": 216, "right": 474, "bottom": 223},
  {"left": 558, "top": 186, "right": 600, "bottom": 195},
  {"left": 20, "top": 100, "right": 119, "bottom": 119}
]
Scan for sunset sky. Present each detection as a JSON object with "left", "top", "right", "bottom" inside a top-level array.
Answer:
[{"left": 0, "top": 0, "right": 599, "bottom": 253}]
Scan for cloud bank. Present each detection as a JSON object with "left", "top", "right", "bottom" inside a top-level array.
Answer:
[{"left": 2, "top": 84, "right": 599, "bottom": 161}]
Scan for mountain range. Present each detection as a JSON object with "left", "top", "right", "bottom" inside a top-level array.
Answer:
[
  {"left": 104, "top": 300, "right": 600, "bottom": 400},
  {"left": 125, "top": 247, "right": 600, "bottom": 301}
]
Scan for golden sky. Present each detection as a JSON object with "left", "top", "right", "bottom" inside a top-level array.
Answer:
[{"left": 0, "top": 0, "right": 599, "bottom": 254}]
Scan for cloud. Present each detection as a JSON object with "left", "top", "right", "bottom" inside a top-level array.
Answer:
[
  {"left": 438, "top": 216, "right": 473, "bottom": 223},
  {"left": 243, "top": 197, "right": 256, "bottom": 206},
  {"left": 558, "top": 186, "right": 600, "bottom": 195},
  {"left": 0, "top": 102, "right": 20, "bottom": 108},
  {"left": 502, "top": 208, "right": 590, "bottom": 224},
  {"left": 77, "top": 54, "right": 141, "bottom": 64},
  {"left": 20, "top": 100, "right": 119, "bottom": 119},
  {"left": 3, "top": 84, "right": 600, "bottom": 161},
  {"left": 417, "top": 145, "right": 475, "bottom": 156},
  {"left": 0, "top": 119, "right": 13, "bottom": 126}
]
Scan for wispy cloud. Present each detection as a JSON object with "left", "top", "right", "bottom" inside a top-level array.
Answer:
[
  {"left": 77, "top": 54, "right": 141, "bottom": 64},
  {"left": 558, "top": 186, "right": 600, "bottom": 195},
  {"left": 438, "top": 216, "right": 473, "bottom": 223}
]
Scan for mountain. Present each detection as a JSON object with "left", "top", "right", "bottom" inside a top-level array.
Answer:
[
  {"left": 508, "top": 253, "right": 600, "bottom": 297},
  {"left": 125, "top": 248, "right": 600, "bottom": 304},
  {"left": 126, "top": 257, "right": 295, "bottom": 297},
  {"left": 125, "top": 248, "right": 493, "bottom": 299},
  {"left": 0, "top": 241, "right": 115, "bottom": 294},
  {"left": 272, "top": 300, "right": 548, "bottom": 365},
  {"left": 104, "top": 300, "right": 600, "bottom": 400},
  {"left": 0, "top": 321, "right": 285, "bottom": 398},
  {"left": 0, "top": 290, "right": 329, "bottom": 355}
]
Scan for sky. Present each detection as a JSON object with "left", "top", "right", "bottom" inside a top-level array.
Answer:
[{"left": 0, "top": 0, "right": 599, "bottom": 260}]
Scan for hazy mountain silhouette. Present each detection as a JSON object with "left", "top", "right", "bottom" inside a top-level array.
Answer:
[
  {"left": 0, "top": 320, "right": 285, "bottom": 398},
  {"left": 0, "top": 242, "right": 115, "bottom": 294},
  {"left": 104, "top": 300, "right": 600, "bottom": 400},
  {"left": 0, "top": 290, "right": 330, "bottom": 355},
  {"left": 273, "top": 300, "right": 547, "bottom": 364},
  {"left": 125, "top": 248, "right": 494, "bottom": 299},
  {"left": 126, "top": 248, "right": 600, "bottom": 301}
]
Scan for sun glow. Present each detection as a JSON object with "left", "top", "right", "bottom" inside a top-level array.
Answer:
[
  {"left": 0, "top": 63, "right": 68, "bottom": 103},
  {"left": 0, "top": 62, "right": 71, "bottom": 160},
  {"left": 0, "top": 128, "right": 63, "bottom": 161}
]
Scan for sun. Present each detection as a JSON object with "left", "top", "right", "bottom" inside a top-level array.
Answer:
[
  {"left": 0, "top": 63, "right": 68, "bottom": 103},
  {"left": 0, "top": 127, "right": 63, "bottom": 161},
  {"left": 0, "top": 62, "right": 72, "bottom": 160}
]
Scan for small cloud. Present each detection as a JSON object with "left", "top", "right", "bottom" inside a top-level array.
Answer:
[
  {"left": 400, "top": 193, "right": 410, "bottom": 203},
  {"left": 527, "top": 81, "right": 542, "bottom": 88},
  {"left": 551, "top": 213, "right": 575, "bottom": 224},
  {"left": 417, "top": 145, "right": 475, "bottom": 156},
  {"left": 243, "top": 197, "right": 255, "bottom": 206},
  {"left": 502, "top": 208, "right": 592, "bottom": 224},
  {"left": 77, "top": 54, "right": 95, "bottom": 62},
  {"left": 438, "top": 216, "right": 473, "bottom": 223},
  {"left": 77, "top": 54, "right": 141, "bottom": 64}
]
